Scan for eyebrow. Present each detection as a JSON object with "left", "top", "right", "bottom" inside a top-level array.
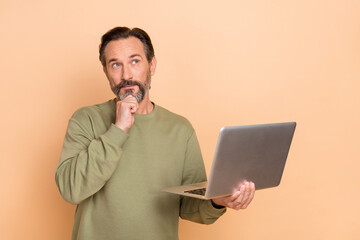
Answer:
[
  {"left": 107, "top": 54, "right": 143, "bottom": 64},
  {"left": 108, "top": 58, "right": 118, "bottom": 64},
  {"left": 130, "top": 54, "right": 142, "bottom": 59}
]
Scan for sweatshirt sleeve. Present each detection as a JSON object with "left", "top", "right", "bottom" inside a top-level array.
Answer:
[
  {"left": 55, "top": 110, "right": 128, "bottom": 205},
  {"left": 179, "top": 130, "right": 226, "bottom": 224}
]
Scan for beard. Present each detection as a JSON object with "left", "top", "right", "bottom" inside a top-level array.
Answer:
[{"left": 111, "top": 73, "right": 151, "bottom": 103}]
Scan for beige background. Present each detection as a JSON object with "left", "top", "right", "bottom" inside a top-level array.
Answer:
[{"left": 1, "top": 0, "right": 359, "bottom": 239}]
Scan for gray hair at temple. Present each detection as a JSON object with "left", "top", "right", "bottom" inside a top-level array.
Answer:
[{"left": 99, "top": 26, "right": 155, "bottom": 66}]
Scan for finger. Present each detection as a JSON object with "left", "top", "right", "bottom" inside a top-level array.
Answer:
[
  {"left": 229, "top": 190, "right": 241, "bottom": 202},
  {"left": 235, "top": 184, "right": 246, "bottom": 201},
  {"left": 120, "top": 96, "right": 138, "bottom": 113},
  {"left": 239, "top": 183, "right": 255, "bottom": 209},
  {"left": 229, "top": 191, "right": 242, "bottom": 208},
  {"left": 238, "top": 182, "right": 251, "bottom": 204},
  {"left": 117, "top": 100, "right": 135, "bottom": 112},
  {"left": 231, "top": 183, "right": 250, "bottom": 210},
  {"left": 129, "top": 103, "right": 137, "bottom": 113},
  {"left": 234, "top": 204, "right": 244, "bottom": 211},
  {"left": 119, "top": 95, "right": 137, "bottom": 104},
  {"left": 129, "top": 98, "right": 139, "bottom": 112},
  {"left": 240, "top": 182, "right": 255, "bottom": 209},
  {"left": 226, "top": 186, "right": 243, "bottom": 207}
]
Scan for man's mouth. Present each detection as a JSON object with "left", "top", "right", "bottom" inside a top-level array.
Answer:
[
  {"left": 121, "top": 85, "right": 140, "bottom": 95},
  {"left": 122, "top": 85, "right": 136, "bottom": 90}
]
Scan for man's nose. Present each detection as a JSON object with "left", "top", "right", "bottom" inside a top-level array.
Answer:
[{"left": 122, "top": 65, "right": 133, "bottom": 80}]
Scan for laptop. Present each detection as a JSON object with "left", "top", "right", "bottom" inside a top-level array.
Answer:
[{"left": 162, "top": 122, "right": 296, "bottom": 199}]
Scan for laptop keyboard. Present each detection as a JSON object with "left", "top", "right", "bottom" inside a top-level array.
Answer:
[{"left": 184, "top": 188, "right": 206, "bottom": 196}]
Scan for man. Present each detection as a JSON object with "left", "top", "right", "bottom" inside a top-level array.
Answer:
[{"left": 56, "top": 27, "right": 255, "bottom": 240}]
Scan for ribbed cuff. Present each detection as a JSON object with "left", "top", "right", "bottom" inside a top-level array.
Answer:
[
  {"left": 102, "top": 124, "right": 129, "bottom": 147},
  {"left": 206, "top": 199, "right": 227, "bottom": 214}
]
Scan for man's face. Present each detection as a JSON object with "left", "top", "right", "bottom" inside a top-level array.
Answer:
[{"left": 103, "top": 37, "right": 156, "bottom": 102}]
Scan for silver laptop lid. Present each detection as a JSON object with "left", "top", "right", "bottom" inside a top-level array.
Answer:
[{"left": 205, "top": 122, "right": 296, "bottom": 198}]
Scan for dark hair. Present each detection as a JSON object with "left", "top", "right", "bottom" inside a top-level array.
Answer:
[{"left": 99, "top": 27, "right": 155, "bottom": 66}]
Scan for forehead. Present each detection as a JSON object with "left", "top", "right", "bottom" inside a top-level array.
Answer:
[{"left": 104, "top": 37, "right": 146, "bottom": 60}]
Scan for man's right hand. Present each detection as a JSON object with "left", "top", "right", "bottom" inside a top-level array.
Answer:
[{"left": 114, "top": 95, "right": 138, "bottom": 132}]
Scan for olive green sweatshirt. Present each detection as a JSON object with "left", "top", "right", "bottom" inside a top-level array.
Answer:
[{"left": 55, "top": 100, "right": 225, "bottom": 240}]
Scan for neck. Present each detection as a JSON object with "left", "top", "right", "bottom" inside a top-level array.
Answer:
[{"left": 135, "top": 96, "right": 154, "bottom": 114}]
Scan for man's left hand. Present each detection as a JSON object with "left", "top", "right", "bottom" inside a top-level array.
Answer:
[{"left": 211, "top": 181, "right": 255, "bottom": 210}]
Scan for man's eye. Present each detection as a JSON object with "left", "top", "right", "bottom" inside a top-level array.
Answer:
[
  {"left": 112, "top": 63, "right": 120, "bottom": 68},
  {"left": 131, "top": 60, "right": 139, "bottom": 64}
]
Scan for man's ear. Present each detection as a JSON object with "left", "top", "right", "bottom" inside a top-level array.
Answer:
[{"left": 150, "top": 57, "right": 157, "bottom": 76}]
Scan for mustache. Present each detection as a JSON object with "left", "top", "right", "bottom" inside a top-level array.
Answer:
[
  {"left": 111, "top": 80, "right": 147, "bottom": 103},
  {"left": 111, "top": 80, "right": 145, "bottom": 95}
]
